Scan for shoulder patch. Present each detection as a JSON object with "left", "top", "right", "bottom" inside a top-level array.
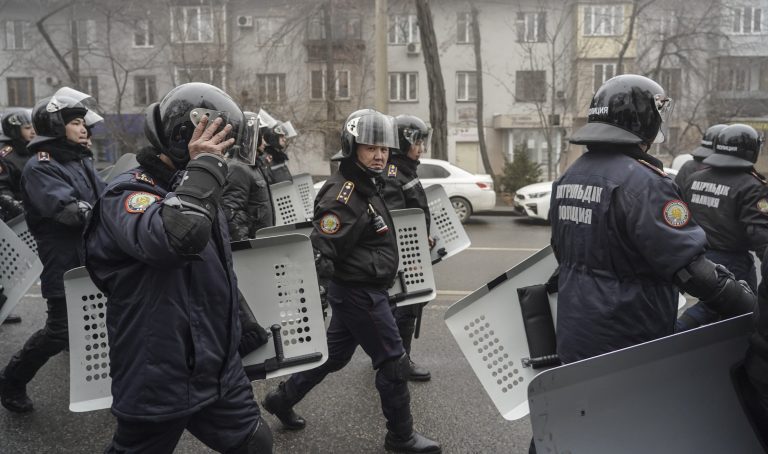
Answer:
[
  {"left": 751, "top": 170, "right": 768, "bottom": 185},
  {"left": 757, "top": 199, "right": 768, "bottom": 215},
  {"left": 663, "top": 200, "right": 690, "bottom": 228},
  {"left": 336, "top": 181, "right": 355, "bottom": 204},
  {"left": 0, "top": 145, "right": 13, "bottom": 158},
  {"left": 319, "top": 213, "right": 341, "bottom": 234},
  {"left": 37, "top": 151, "right": 50, "bottom": 162},
  {"left": 125, "top": 192, "right": 160, "bottom": 214},
  {"left": 637, "top": 159, "right": 668, "bottom": 177},
  {"left": 387, "top": 164, "right": 398, "bottom": 177},
  {"left": 133, "top": 171, "right": 156, "bottom": 186}
]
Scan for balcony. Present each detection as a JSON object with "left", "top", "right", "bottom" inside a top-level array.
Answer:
[{"left": 305, "top": 39, "right": 365, "bottom": 63}]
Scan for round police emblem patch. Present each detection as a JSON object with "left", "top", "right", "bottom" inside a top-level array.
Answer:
[
  {"left": 758, "top": 198, "right": 768, "bottom": 214},
  {"left": 125, "top": 192, "right": 160, "bottom": 213},
  {"left": 663, "top": 200, "right": 690, "bottom": 228},
  {"left": 319, "top": 213, "right": 341, "bottom": 234}
]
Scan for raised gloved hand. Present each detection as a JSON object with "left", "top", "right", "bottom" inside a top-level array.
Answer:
[{"left": 238, "top": 318, "right": 270, "bottom": 357}]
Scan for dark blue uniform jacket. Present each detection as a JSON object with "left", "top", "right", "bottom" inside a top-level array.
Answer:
[
  {"left": 21, "top": 143, "right": 104, "bottom": 299},
  {"left": 84, "top": 165, "right": 243, "bottom": 422},
  {"left": 549, "top": 149, "right": 707, "bottom": 363}
]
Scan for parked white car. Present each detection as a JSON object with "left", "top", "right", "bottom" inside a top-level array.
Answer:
[
  {"left": 514, "top": 167, "right": 678, "bottom": 222},
  {"left": 313, "top": 158, "right": 495, "bottom": 223}
]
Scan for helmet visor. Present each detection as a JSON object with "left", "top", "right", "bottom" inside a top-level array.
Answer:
[
  {"left": 257, "top": 109, "right": 279, "bottom": 129},
  {"left": 653, "top": 94, "right": 674, "bottom": 144},
  {"left": 347, "top": 113, "right": 398, "bottom": 149},
  {"left": 238, "top": 112, "right": 261, "bottom": 165},
  {"left": 281, "top": 121, "right": 298, "bottom": 138},
  {"left": 48, "top": 87, "right": 104, "bottom": 125},
  {"left": 404, "top": 126, "right": 432, "bottom": 154},
  {"left": 189, "top": 107, "right": 244, "bottom": 153}
]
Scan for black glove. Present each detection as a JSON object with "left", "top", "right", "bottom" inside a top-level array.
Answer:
[{"left": 238, "top": 319, "right": 270, "bottom": 357}]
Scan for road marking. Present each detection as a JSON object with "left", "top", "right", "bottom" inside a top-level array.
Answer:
[
  {"left": 437, "top": 290, "right": 472, "bottom": 296},
  {"left": 467, "top": 247, "right": 541, "bottom": 252}
]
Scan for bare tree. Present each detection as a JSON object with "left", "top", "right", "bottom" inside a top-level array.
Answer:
[
  {"left": 469, "top": 4, "right": 497, "bottom": 185},
  {"left": 415, "top": 0, "right": 448, "bottom": 161}
]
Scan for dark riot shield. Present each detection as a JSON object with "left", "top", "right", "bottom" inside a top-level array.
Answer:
[
  {"left": 388, "top": 208, "right": 437, "bottom": 307},
  {"left": 7, "top": 214, "right": 37, "bottom": 255},
  {"left": 292, "top": 173, "right": 316, "bottom": 221},
  {"left": 270, "top": 181, "right": 308, "bottom": 226},
  {"left": 425, "top": 185, "right": 471, "bottom": 264},
  {"left": 102, "top": 153, "right": 139, "bottom": 183},
  {"left": 64, "top": 234, "right": 327, "bottom": 411},
  {"left": 232, "top": 234, "right": 328, "bottom": 379},
  {"left": 254, "top": 221, "right": 313, "bottom": 239},
  {"left": 529, "top": 314, "right": 763, "bottom": 453},
  {"left": 0, "top": 219, "right": 43, "bottom": 324},
  {"left": 444, "top": 246, "right": 558, "bottom": 420}
]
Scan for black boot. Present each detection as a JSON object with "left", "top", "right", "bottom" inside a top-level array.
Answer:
[
  {"left": 406, "top": 356, "right": 431, "bottom": 382},
  {"left": 384, "top": 431, "right": 441, "bottom": 454},
  {"left": 3, "top": 314, "right": 22, "bottom": 324},
  {"left": 397, "top": 318, "right": 431, "bottom": 382},
  {"left": 0, "top": 371, "right": 33, "bottom": 413},
  {"left": 262, "top": 381, "right": 305, "bottom": 430}
]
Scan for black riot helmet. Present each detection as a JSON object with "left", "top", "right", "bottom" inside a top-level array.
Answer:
[
  {"left": 690, "top": 124, "right": 728, "bottom": 159},
  {"left": 264, "top": 121, "right": 298, "bottom": 151},
  {"left": 394, "top": 114, "right": 431, "bottom": 156},
  {"left": 703, "top": 124, "right": 763, "bottom": 169},
  {"left": 570, "top": 74, "right": 673, "bottom": 147},
  {"left": 144, "top": 82, "right": 245, "bottom": 169},
  {"left": 28, "top": 87, "right": 103, "bottom": 148},
  {"left": 0, "top": 108, "right": 33, "bottom": 142},
  {"left": 339, "top": 110, "right": 399, "bottom": 159}
]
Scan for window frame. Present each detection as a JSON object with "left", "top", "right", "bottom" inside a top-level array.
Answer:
[
  {"left": 257, "top": 73, "right": 287, "bottom": 103},
  {"left": 4, "top": 20, "right": 27, "bottom": 50},
  {"left": 388, "top": 14, "right": 419, "bottom": 45},
  {"left": 582, "top": 5, "right": 624, "bottom": 37},
  {"left": 170, "top": 6, "right": 215, "bottom": 44},
  {"left": 134, "top": 75, "right": 157, "bottom": 106},
  {"left": 309, "top": 69, "right": 351, "bottom": 100},
  {"left": 457, "top": 12, "right": 473, "bottom": 44},
  {"left": 133, "top": 19, "right": 154, "bottom": 48},
  {"left": 515, "top": 70, "right": 547, "bottom": 102},
  {"left": 7, "top": 77, "right": 35, "bottom": 107},
  {"left": 517, "top": 12, "right": 546, "bottom": 43},
  {"left": 388, "top": 72, "right": 418, "bottom": 102},
  {"left": 456, "top": 71, "right": 477, "bottom": 102},
  {"left": 731, "top": 6, "right": 763, "bottom": 34},
  {"left": 72, "top": 19, "right": 97, "bottom": 49},
  {"left": 593, "top": 63, "right": 618, "bottom": 92}
]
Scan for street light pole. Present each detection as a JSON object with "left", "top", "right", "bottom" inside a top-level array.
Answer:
[{"left": 375, "top": 0, "right": 388, "bottom": 113}]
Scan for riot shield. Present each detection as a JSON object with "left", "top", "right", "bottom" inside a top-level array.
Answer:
[
  {"left": 63, "top": 267, "right": 112, "bottom": 412},
  {"left": 270, "top": 181, "right": 308, "bottom": 226},
  {"left": 232, "top": 234, "right": 328, "bottom": 379},
  {"left": 0, "top": 219, "right": 42, "bottom": 324},
  {"left": 444, "top": 246, "right": 558, "bottom": 420},
  {"left": 425, "top": 185, "right": 471, "bottom": 264},
  {"left": 292, "top": 173, "right": 316, "bottom": 220},
  {"left": 7, "top": 214, "right": 37, "bottom": 255},
  {"left": 254, "top": 221, "right": 313, "bottom": 239},
  {"left": 528, "top": 314, "right": 763, "bottom": 453},
  {"left": 103, "top": 153, "right": 139, "bottom": 183},
  {"left": 388, "top": 208, "right": 437, "bottom": 307}
]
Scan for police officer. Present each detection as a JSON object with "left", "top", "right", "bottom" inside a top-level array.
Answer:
[
  {"left": 674, "top": 124, "right": 727, "bottom": 190},
  {"left": 676, "top": 124, "right": 768, "bottom": 331},
  {"left": 550, "top": 75, "right": 754, "bottom": 365},
  {"left": 0, "top": 108, "right": 36, "bottom": 200},
  {"left": 263, "top": 122, "right": 292, "bottom": 184},
  {"left": 0, "top": 87, "right": 105, "bottom": 413},
  {"left": 381, "top": 114, "right": 433, "bottom": 382},
  {"left": 261, "top": 110, "right": 441, "bottom": 454},
  {"left": 222, "top": 111, "right": 274, "bottom": 240},
  {"left": 84, "top": 83, "right": 272, "bottom": 453}
]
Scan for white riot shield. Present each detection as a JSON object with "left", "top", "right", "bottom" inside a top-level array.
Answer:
[
  {"left": 425, "top": 185, "right": 471, "bottom": 264},
  {"left": 7, "top": 214, "right": 37, "bottom": 255},
  {"left": 528, "top": 314, "right": 763, "bottom": 453},
  {"left": 292, "top": 173, "right": 316, "bottom": 221},
  {"left": 254, "top": 221, "right": 313, "bottom": 239},
  {"left": 64, "top": 267, "right": 112, "bottom": 412},
  {"left": 270, "top": 181, "right": 308, "bottom": 226},
  {"left": 444, "top": 246, "right": 557, "bottom": 420},
  {"left": 388, "top": 208, "right": 437, "bottom": 307},
  {"left": 0, "top": 219, "right": 42, "bottom": 324},
  {"left": 232, "top": 234, "right": 328, "bottom": 379},
  {"left": 103, "top": 153, "right": 139, "bottom": 182}
]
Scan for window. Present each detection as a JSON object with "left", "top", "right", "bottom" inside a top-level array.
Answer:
[
  {"left": 309, "top": 70, "right": 351, "bottom": 100},
  {"left": 457, "top": 12, "right": 472, "bottom": 44},
  {"left": 732, "top": 6, "right": 762, "bottom": 34},
  {"left": 7, "top": 77, "right": 34, "bottom": 106},
  {"left": 175, "top": 66, "right": 224, "bottom": 87},
  {"left": 659, "top": 15, "right": 677, "bottom": 36},
  {"left": 583, "top": 5, "right": 624, "bottom": 36},
  {"left": 658, "top": 68, "right": 682, "bottom": 99},
  {"left": 4, "top": 20, "right": 27, "bottom": 50},
  {"left": 389, "top": 72, "right": 418, "bottom": 102},
  {"left": 133, "top": 19, "right": 154, "bottom": 47},
  {"left": 257, "top": 73, "right": 286, "bottom": 103},
  {"left": 254, "top": 17, "right": 285, "bottom": 45},
  {"left": 516, "top": 71, "right": 546, "bottom": 102},
  {"left": 760, "top": 61, "right": 768, "bottom": 91},
  {"left": 80, "top": 76, "right": 99, "bottom": 102},
  {"left": 717, "top": 65, "right": 749, "bottom": 91},
  {"left": 389, "top": 14, "right": 418, "bottom": 44},
  {"left": 72, "top": 19, "right": 97, "bottom": 48},
  {"left": 308, "top": 15, "right": 361, "bottom": 40},
  {"left": 134, "top": 75, "right": 157, "bottom": 106},
  {"left": 417, "top": 163, "right": 450, "bottom": 179},
  {"left": 516, "top": 12, "right": 546, "bottom": 43},
  {"left": 171, "top": 6, "right": 214, "bottom": 43},
  {"left": 456, "top": 71, "right": 477, "bottom": 102},
  {"left": 593, "top": 63, "right": 619, "bottom": 92}
]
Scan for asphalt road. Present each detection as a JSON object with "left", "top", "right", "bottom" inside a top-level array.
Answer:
[{"left": 0, "top": 215, "right": 550, "bottom": 454}]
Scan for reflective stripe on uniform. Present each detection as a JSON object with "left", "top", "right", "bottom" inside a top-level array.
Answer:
[{"left": 402, "top": 178, "right": 420, "bottom": 191}]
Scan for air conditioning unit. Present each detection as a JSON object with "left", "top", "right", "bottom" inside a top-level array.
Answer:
[
  {"left": 237, "top": 15, "right": 253, "bottom": 28},
  {"left": 406, "top": 42, "right": 421, "bottom": 56},
  {"left": 45, "top": 76, "right": 60, "bottom": 86}
]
